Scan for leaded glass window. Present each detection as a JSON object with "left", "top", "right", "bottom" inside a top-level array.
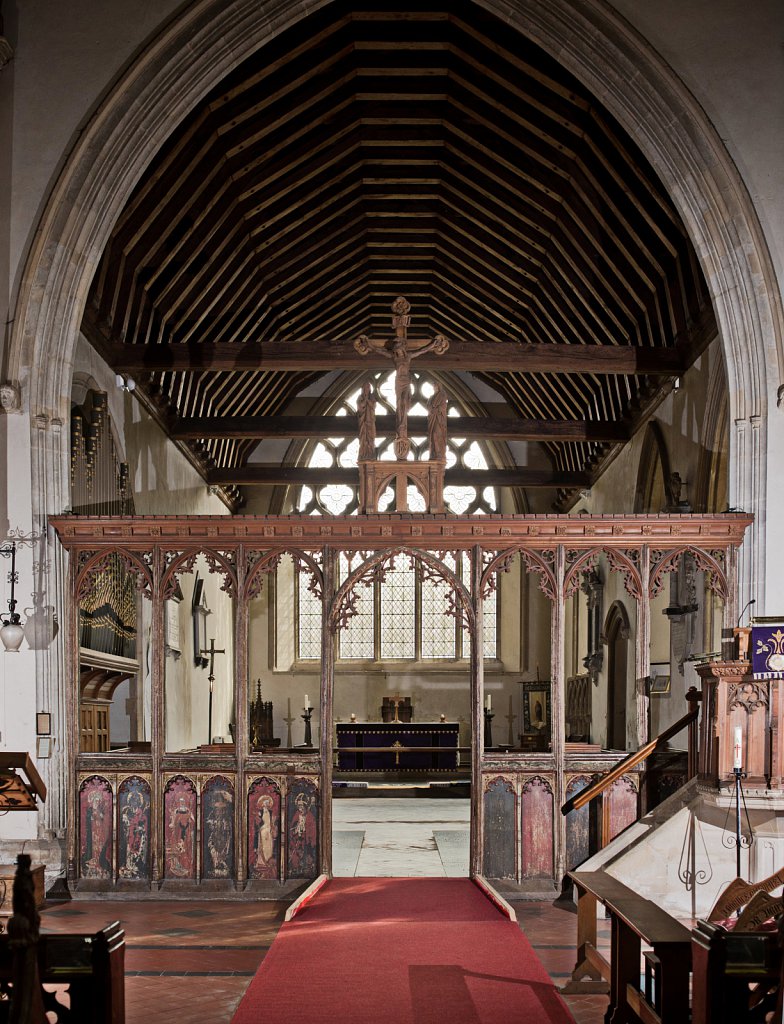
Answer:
[
  {"left": 294, "top": 370, "right": 499, "bottom": 661},
  {"left": 421, "top": 553, "right": 457, "bottom": 660},
  {"left": 380, "top": 556, "right": 417, "bottom": 659},
  {"left": 338, "top": 554, "right": 375, "bottom": 660}
]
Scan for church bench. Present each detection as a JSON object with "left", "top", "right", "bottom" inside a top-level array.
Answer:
[
  {"left": 0, "top": 919, "right": 125, "bottom": 1023},
  {"left": 562, "top": 870, "right": 692, "bottom": 1024},
  {"left": 691, "top": 919, "right": 782, "bottom": 1023}
]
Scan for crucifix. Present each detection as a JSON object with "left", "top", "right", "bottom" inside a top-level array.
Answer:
[
  {"left": 355, "top": 296, "right": 449, "bottom": 460},
  {"left": 200, "top": 638, "right": 226, "bottom": 745},
  {"left": 505, "top": 694, "right": 517, "bottom": 746},
  {"left": 284, "top": 697, "right": 295, "bottom": 748},
  {"left": 390, "top": 693, "right": 403, "bottom": 723}
]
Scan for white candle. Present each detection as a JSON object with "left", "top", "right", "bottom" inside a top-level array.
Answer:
[
  {"left": 304, "top": 694, "right": 310, "bottom": 709},
  {"left": 485, "top": 694, "right": 491, "bottom": 711},
  {"left": 733, "top": 725, "right": 743, "bottom": 769}
]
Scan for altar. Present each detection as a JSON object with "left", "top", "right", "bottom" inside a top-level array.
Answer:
[{"left": 336, "top": 722, "right": 459, "bottom": 771}]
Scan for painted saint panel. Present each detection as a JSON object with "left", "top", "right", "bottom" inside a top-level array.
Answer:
[
  {"left": 117, "top": 775, "right": 151, "bottom": 880},
  {"left": 521, "top": 776, "right": 554, "bottom": 879},
  {"left": 606, "top": 776, "right": 638, "bottom": 843},
  {"left": 286, "top": 777, "right": 318, "bottom": 879},
  {"left": 565, "top": 775, "right": 591, "bottom": 870},
  {"left": 164, "top": 775, "right": 197, "bottom": 880},
  {"left": 79, "top": 775, "right": 113, "bottom": 880},
  {"left": 483, "top": 776, "right": 516, "bottom": 880},
  {"left": 248, "top": 777, "right": 281, "bottom": 880},
  {"left": 202, "top": 775, "right": 235, "bottom": 880}
]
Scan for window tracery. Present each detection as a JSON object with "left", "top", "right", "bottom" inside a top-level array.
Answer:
[{"left": 295, "top": 371, "right": 498, "bottom": 661}]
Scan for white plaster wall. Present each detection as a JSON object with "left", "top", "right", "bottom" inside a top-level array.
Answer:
[
  {"left": 73, "top": 335, "right": 228, "bottom": 516},
  {"left": 0, "top": 403, "right": 41, "bottom": 843},
  {"left": 165, "top": 556, "right": 235, "bottom": 751},
  {"left": 0, "top": 0, "right": 183, "bottom": 311},
  {"left": 607, "top": 0, "right": 784, "bottom": 293}
]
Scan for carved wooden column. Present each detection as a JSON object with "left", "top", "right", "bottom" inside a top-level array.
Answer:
[
  {"left": 320, "top": 547, "right": 337, "bottom": 877},
  {"left": 636, "top": 545, "right": 651, "bottom": 747},
  {"left": 64, "top": 551, "right": 79, "bottom": 889},
  {"left": 150, "top": 548, "right": 165, "bottom": 888},
  {"left": 553, "top": 546, "right": 567, "bottom": 883},
  {"left": 234, "top": 545, "right": 249, "bottom": 887},
  {"left": 471, "top": 544, "right": 484, "bottom": 878}
]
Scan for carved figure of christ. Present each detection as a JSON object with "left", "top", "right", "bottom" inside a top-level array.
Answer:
[{"left": 355, "top": 297, "right": 449, "bottom": 459}]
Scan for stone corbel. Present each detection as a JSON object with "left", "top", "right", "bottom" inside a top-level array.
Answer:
[
  {"left": 0, "top": 37, "right": 12, "bottom": 71},
  {"left": 0, "top": 382, "right": 21, "bottom": 413}
]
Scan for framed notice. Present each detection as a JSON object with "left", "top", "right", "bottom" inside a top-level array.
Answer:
[
  {"left": 649, "top": 663, "right": 671, "bottom": 696},
  {"left": 36, "top": 712, "right": 51, "bottom": 735}
]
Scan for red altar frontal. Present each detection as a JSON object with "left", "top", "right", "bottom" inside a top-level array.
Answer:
[{"left": 51, "top": 511, "right": 752, "bottom": 894}]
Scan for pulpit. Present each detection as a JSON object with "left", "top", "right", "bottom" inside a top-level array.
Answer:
[
  {"left": 336, "top": 722, "right": 459, "bottom": 771},
  {"left": 695, "top": 657, "right": 783, "bottom": 788}
]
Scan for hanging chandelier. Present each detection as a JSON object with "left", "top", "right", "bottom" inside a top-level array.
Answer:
[{"left": 0, "top": 541, "right": 24, "bottom": 652}]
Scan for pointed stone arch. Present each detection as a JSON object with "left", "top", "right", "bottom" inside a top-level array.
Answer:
[{"left": 8, "top": 1, "right": 780, "bottom": 567}]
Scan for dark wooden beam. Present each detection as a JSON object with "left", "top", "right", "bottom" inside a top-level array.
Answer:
[
  {"left": 172, "top": 414, "right": 630, "bottom": 442},
  {"left": 205, "top": 466, "right": 590, "bottom": 488},
  {"left": 109, "top": 339, "right": 685, "bottom": 375}
]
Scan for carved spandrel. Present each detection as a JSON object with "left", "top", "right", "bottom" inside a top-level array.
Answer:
[{"left": 727, "top": 680, "right": 769, "bottom": 714}]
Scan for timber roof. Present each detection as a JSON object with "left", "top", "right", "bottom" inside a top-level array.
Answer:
[{"left": 82, "top": 1, "right": 713, "bottom": 511}]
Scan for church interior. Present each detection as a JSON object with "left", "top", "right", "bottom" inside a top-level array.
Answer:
[{"left": 0, "top": 1, "right": 783, "bottom": 1021}]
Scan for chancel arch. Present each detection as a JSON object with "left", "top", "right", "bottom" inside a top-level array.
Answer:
[{"left": 3, "top": 0, "right": 778, "bottom": 906}]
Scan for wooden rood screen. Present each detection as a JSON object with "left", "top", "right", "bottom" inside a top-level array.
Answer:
[{"left": 51, "top": 512, "right": 752, "bottom": 894}]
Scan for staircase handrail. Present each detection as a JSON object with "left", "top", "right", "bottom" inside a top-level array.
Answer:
[{"left": 560, "top": 704, "right": 699, "bottom": 816}]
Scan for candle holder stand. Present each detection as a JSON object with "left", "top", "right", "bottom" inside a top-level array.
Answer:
[
  {"left": 483, "top": 708, "right": 494, "bottom": 750},
  {"left": 301, "top": 706, "right": 314, "bottom": 749},
  {"left": 722, "top": 766, "right": 754, "bottom": 880}
]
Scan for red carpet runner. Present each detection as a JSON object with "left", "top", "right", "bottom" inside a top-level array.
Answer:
[{"left": 232, "top": 878, "right": 575, "bottom": 1023}]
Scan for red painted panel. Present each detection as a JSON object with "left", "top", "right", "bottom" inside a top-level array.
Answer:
[
  {"left": 248, "top": 776, "right": 281, "bottom": 880},
  {"left": 606, "top": 776, "right": 638, "bottom": 842},
  {"left": 521, "top": 776, "right": 554, "bottom": 879},
  {"left": 164, "top": 775, "right": 197, "bottom": 880},
  {"left": 79, "top": 775, "right": 113, "bottom": 880}
]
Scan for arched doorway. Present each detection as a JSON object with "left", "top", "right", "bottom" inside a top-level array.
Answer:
[
  {"left": 327, "top": 547, "right": 477, "bottom": 877},
  {"left": 604, "top": 601, "right": 632, "bottom": 751}
]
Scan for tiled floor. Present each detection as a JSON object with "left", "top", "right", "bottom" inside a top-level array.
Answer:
[
  {"left": 515, "top": 900, "right": 611, "bottom": 1024},
  {"left": 39, "top": 898, "right": 288, "bottom": 1024},
  {"left": 332, "top": 796, "right": 470, "bottom": 876},
  {"left": 30, "top": 797, "right": 610, "bottom": 1024},
  {"left": 36, "top": 892, "right": 608, "bottom": 1024}
]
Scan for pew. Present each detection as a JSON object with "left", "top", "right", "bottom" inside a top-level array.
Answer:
[
  {"left": 0, "top": 855, "right": 125, "bottom": 1023},
  {"left": 563, "top": 870, "right": 692, "bottom": 1024},
  {"left": 692, "top": 918, "right": 782, "bottom": 1023}
]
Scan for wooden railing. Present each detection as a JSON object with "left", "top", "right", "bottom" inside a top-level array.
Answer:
[{"left": 561, "top": 686, "right": 701, "bottom": 818}]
